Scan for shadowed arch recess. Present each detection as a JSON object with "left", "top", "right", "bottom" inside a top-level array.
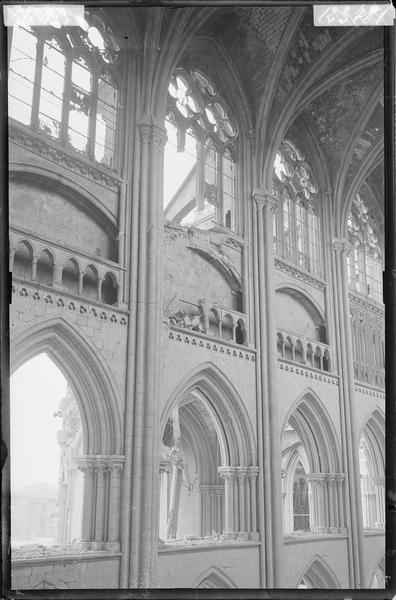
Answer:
[
  {"left": 11, "top": 316, "right": 122, "bottom": 455},
  {"left": 282, "top": 389, "right": 341, "bottom": 473},
  {"left": 162, "top": 362, "right": 256, "bottom": 467}
]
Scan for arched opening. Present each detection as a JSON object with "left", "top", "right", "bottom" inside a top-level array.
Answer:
[
  {"left": 281, "top": 425, "right": 310, "bottom": 535},
  {"left": 323, "top": 349, "right": 330, "bottom": 372},
  {"left": 82, "top": 265, "right": 99, "bottom": 301},
  {"left": 62, "top": 259, "right": 79, "bottom": 295},
  {"left": 306, "top": 343, "right": 313, "bottom": 366},
  {"left": 235, "top": 319, "right": 246, "bottom": 346},
  {"left": 163, "top": 69, "right": 238, "bottom": 232},
  {"left": 298, "top": 556, "right": 340, "bottom": 588},
  {"left": 294, "top": 339, "right": 304, "bottom": 364},
  {"left": 101, "top": 271, "right": 118, "bottom": 305},
  {"left": 275, "top": 288, "right": 327, "bottom": 343},
  {"left": 284, "top": 337, "right": 293, "bottom": 360},
  {"left": 195, "top": 566, "right": 236, "bottom": 588},
  {"left": 277, "top": 333, "right": 284, "bottom": 357},
  {"left": 36, "top": 249, "right": 54, "bottom": 286},
  {"left": 159, "top": 400, "right": 222, "bottom": 541},
  {"left": 221, "top": 314, "right": 234, "bottom": 342},
  {"left": 370, "top": 555, "right": 385, "bottom": 588},
  {"left": 314, "top": 346, "right": 322, "bottom": 369},
  {"left": 13, "top": 241, "right": 33, "bottom": 280},
  {"left": 208, "top": 308, "right": 220, "bottom": 338},
  {"left": 160, "top": 365, "right": 258, "bottom": 544},
  {"left": 10, "top": 317, "right": 124, "bottom": 558},
  {"left": 359, "top": 410, "right": 385, "bottom": 529},
  {"left": 11, "top": 354, "right": 83, "bottom": 549},
  {"left": 281, "top": 392, "right": 345, "bottom": 535}
]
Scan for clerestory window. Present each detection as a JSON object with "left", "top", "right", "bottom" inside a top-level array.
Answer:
[
  {"left": 273, "top": 140, "right": 322, "bottom": 277},
  {"left": 163, "top": 69, "right": 238, "bottom": 232},
  {"left": 8, "top": 22, "right": 120, "bottom": 168},
  {"left": 347, "top": 193, "right": 383, "bottom": 303}
]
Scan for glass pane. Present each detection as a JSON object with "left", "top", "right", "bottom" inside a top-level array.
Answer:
[
  {"left": 8, "top": 27, "right": 36, "bottom": 125},
  {"left": 163, "top": 120, "right": 197, "bottom": 209},
  {"left": 204, "top": 145, "right": 217, "bottom": 186},
  {"left": 39, "top": 41, "right": 65, "bottom": 138},
  {"left": 72, "top": 60, "right": 91, "bottom": 93}
]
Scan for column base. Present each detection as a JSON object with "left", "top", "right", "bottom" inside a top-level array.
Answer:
[
  {"left": 221, "top": 531, "right": 237, "bottom": 541},
  {"left": 104, "top": 541, "right": 121, "bottom": 552},
  {"left": 91, "top": 541, "right": 105, "bottom": 551}
]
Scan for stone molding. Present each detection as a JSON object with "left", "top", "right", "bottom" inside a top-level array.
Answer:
[
  {"left": 278, "top": 359, "right": 339, "bottom": 385},
  {"left": 9, "top": 123, "right": 122, "bottom": 191},
  {"left": 349, "top": 291, "right": 384, "bottom": 318},
  {"left": 332, "top": 237, "right": 353, "bottom": 256},
  {"left": 168, "top": 327, "right": 256, "bottom": 361},
  {"left": 12, "top": 280, "right": 128, "bottom": 326},
  {"left": 274, "top": 257, "right": 326, "bottom": 289},
  {"left": 252, "top": 188, "right": 279, "bottom": 213},
  {"left": 354, "top": 384, "right": 385, "bottom": 399}
]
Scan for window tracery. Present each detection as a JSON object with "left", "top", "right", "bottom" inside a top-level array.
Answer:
[
  {"left": 164, "top": 69, "right": 238, "bottom": 231},
  {"left": 8, "top": 21, "right": 120, "bottom": 168},
  {"left": 347, "top": 193, "right": 383, "bottom": 303},
  {"left": 273, "top": 140, "right": 321, "bottom": 276}
]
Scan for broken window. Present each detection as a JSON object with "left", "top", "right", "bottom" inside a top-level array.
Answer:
[{"left": 8, "top": 22, "right": 120, "bottom": 168}]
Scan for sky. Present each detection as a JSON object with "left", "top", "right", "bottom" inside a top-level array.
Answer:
[{"left": 10, "top": 353, "right": 68, "bottom": 494}]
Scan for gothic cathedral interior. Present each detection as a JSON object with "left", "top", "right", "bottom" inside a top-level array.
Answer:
[{"left": 6, "top": 3, "right": 386, "bottom": 590}]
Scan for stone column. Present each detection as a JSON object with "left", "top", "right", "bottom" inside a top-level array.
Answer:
[
  {"left": 121, "top": 121, "right": 166, "bottom": 587},
  {"left": 53, "top": 263, "right": 63, "bottom": 288},
  {"left": 237, "top": 469, "right": 248, "bottom": 539},
  {"left": 77, "top": 457, "right": 95, "bottom": 549},
  {"left": 332, "top": 237, "right": 365, "bottom": 585},
  {"left": 107, "top": 459, "right": 125, "bottom": 550},
  {"left": 31, "top": 255, "right": 38, "bottom": 281},
  {"left": 78, "top": 271, "right": 84, "bottom": 296},
  {"left": 252, "top": 189, "right": 281, "bottom": 585},
  {"left": 97, "top": 277, "right": 103, "bottom": 303},
  {"left": 219, "top": 467, "right": 237, "bottom": 539},
  {"left": 247, "top": 467, "right": 259, "bottom": 540},
  {"left": 373, "top": 476, "right": 385, "bottom": 527},
  {"left": 93, "top": 461, "right": 106, "bottom": 549},
  {"left": 9, "top": 246, "right": 15, "bottom": 272}
]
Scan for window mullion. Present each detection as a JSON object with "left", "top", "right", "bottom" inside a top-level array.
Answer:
[
  {"left": 61, "top": 55, "right": 73, "bottom": 146},
  {"left": 306, "top": 206, "right": 311, "bottom": 273},
  {"left": 88, "top": 73, "right": 99, "bottom": 160},
  {"left": 292, "top": 196, "right": 298, "bottom": 265},
  {"left": 197, "top": 137, "right": 205, "bottom": 211},
  {"left": 31, "top": 36, "right": 44, "bottom": 131},
  {"left": 217, "top": 151, "right": 223, "bottom": 225}
]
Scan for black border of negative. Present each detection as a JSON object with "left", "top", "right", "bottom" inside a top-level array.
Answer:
[{"left": 0, "top": 1, "right": 395, "bottom": 598}]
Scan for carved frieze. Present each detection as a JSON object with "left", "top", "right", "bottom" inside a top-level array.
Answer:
[{"left": 9, "top": 125, "right": 122, "bottom": 191}]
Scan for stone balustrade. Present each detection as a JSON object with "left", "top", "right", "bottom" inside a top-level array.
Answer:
[
  {"left": 10, "top": 227, "right": 124, "bottom": 307},
  {"left": 168, "top": 297, "right": 248, "bottom": 346},
  {"left": 276, "top": 328, "right": 332, "bottom": 373}
]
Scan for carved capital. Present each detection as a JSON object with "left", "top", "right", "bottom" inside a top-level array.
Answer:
[
  {"left": 332, "top": 237, "right": 353, "bottom": 257},
  {"left": 138, "top": 121, "right": 167, "bottom": 146},
  {"left": 218, "top": 467, "right": 236, "bottom": 483},
  {"left": 252, "top": 188, "right": 278, "bottom": 214}
]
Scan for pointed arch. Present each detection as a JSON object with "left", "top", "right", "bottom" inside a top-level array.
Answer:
[
  {"left": 298, "top": 555, "right": 341, "bottom": 589},
  {"left": 162, "top": 362, "right": 256, "bottom": 466},
  {"left": 194, "top": 565, "right": 237, "bottom": 588},
  {"left": 282, "top": 389, "right": 341, "bottom": 472},
  {"left": 359, "top": 408, "right": 385, "bottom": 528},
  {"left": 10, "top": 316, "right": 122, "bottom": 455},
  {"left": 370, "top": 554, "right": 385, "bottom": 588}
]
